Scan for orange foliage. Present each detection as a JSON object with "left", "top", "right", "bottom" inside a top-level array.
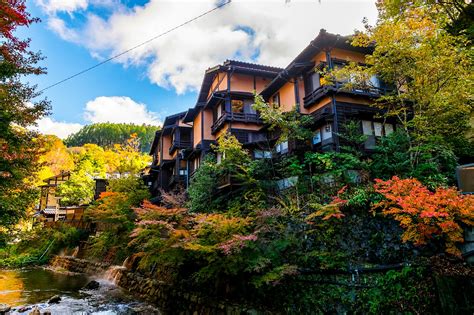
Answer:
[{"left": 373, "top": 176, "right": 474, "bottom": 256}]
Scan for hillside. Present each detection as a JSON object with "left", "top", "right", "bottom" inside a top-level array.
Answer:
[{"left": 65, "top": 123, "right": 159, "bottom": 153}]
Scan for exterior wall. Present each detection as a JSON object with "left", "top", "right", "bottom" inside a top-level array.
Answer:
[
  {"left": 162, "top": 135, "right": 172, "bottom": 160},
  {"left": 311, "top": 51, "right": 327, "bottom": 63},
  {"left": 255, "top": 77, "right": 271, "bottom": 93},
  {"left": 230, "top": 73, "right": 254, "bottom": 92},
  {"left": 193, "top": 112, "right": 202, "bottom": 147},
  {"left": 297, "top": 78, "right": 305, "bottom": 107},
  {"left": 208, "top": 72, "right": 228, "bottom": 98},
  {"left": 335, "top": 95, "right": 372, "bottom": 106},
  {"left": 230, "top": 122, "right": 262, "bottom": 131},
  {"left": 329, "top": 48, "right": 366, "bottom": 63},
  {"left": 271, "top": 82, "right": 296, "bottom": 113},
  {"left": 230, "top": 73, "right": 269, "bottom": 93},
  {"left": 202, "top": 109, "right": 215, "bottom": 141},
  {"left": 301, "top": 96, "right": 332, "bottom": 114},
  {"left": 215, "top": 122, "right": 262, "bottom": 139}
]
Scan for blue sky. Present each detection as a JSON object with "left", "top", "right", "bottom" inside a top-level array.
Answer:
[{"left": 23, "top": 0, "right": 378, "bottom": 138}]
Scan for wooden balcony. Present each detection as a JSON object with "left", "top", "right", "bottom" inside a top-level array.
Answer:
[
  {"left": 303, "top": 83, "right": 392, "bottom": 108},
  {"left": 169, "top": 140, "right": 192, "bottom": 154},
  {"left": 211, "top": 112, "right": 263, "bottom": 134}
]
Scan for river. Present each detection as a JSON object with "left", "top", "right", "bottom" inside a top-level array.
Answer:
[{"left": 0, "top": 268, "right": 160, "bottom": 314}]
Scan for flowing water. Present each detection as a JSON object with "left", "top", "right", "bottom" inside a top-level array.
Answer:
[{"left": 0, "top": 268, "right": 160, "bottom": 314}]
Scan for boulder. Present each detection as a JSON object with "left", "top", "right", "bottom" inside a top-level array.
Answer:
[
  {"left": 17, "top": 306, "right": 31, "bottom": 313},
  {"left": 29, "top": 307, "right": 40, "bottom": 315},
  {"left": 84, "top": 280, "right": 100, "bottom": 290},
  {"left": 48, "top": 295, "right": 61, "bottom": 304},
  {"left": 42, "top": 311, "right": 52, "bottom": 315},
  {"left": 0, "top": 304, "right": 11, "bottom": 314}
]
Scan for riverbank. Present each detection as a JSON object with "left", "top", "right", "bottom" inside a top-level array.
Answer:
[
  {"left": 0, "top": 267, "right": 159, "bottom": 314},
  {"left": 49, "top": 256, "right": 263, "bottom": 315}
]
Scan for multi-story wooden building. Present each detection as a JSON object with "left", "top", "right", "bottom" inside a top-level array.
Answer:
[
  {"left": 260, "top": 29, "right": 397, "bottom": 153},
  {"left": 148, "top": 30, "right": 397, "bottom": 193}
]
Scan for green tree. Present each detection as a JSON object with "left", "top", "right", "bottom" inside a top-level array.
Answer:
[
  {"left": 65, "top": 123, "right": 158, "bottom": 152},
  {"left": 327, "top": 3, "right": 473, "bottom": 167},
  {"left": 0, "top": 1, "right": 50, "bottom": 227}
]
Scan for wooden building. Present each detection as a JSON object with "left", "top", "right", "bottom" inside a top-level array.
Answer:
[{"left": 148, "top": 30, "right": 397, "bottom": 193}]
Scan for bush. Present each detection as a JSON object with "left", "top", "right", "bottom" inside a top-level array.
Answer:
[{"left": 0, "top": 225, "right": 85, "bottom": 267}]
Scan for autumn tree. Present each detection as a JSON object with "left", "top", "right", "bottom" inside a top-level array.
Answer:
[
  {"left": 57, "top": 135, "right": 150, "bottom": 206},
  {"left": 36, "top": 135, "right": 74, "bottom": 183},
  {"left": 327, "top": 1, "right": 473, "bottom": 170},
  {"left": 373, "top": 176, "right": 474, "bottom": 256},
  {"left": 380, "top": 0, "right": 474, "bottom": 42},
  {"left": 0, "top": 1, "right": 50, "bottom": 227}
]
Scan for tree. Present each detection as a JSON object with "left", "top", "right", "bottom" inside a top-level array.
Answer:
[
  {"left": 373, "top": 176, "right": 474, "bottom": 256},
  {"left": 0, "top": 1, "right": 50, "bottom": 227},
  {"left": 327, "top": 2, "right": 473, "bottom": 166},
  {"left": 379, "top": 0, "right": 474, "bottom": 42},
  {"left": 65, "top": 123, "right": 159, "bottom": 153},
  {"left": 36, "top": 135, "right": 74, "bottom": 183}
]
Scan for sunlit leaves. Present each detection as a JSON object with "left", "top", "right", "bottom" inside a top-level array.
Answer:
[{"left": 373, "top": 176, "right": 474, "bottom": 256}]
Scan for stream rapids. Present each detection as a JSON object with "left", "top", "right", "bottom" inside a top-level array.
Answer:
[{"left": 0, "top": 267, "right": 160, "bottom": 314}]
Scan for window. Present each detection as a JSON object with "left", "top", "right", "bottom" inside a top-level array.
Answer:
[
  {"left": 322, "top": 123, "right": 332, "bottom": 140},
  {"left": 374, "top": 122, "right": 383, "bottom": 137},
  {"left": 254, "top": 150, "right": 272, "bottom": 159},
  {"left": 384, "top": 124, "right": 394, "bottom": 135},
  {"left": 313, "top": 128, "right": 322, "bottom": 145},
  {"left": 362, "top": 120, "right": 395, "bottom": 137},
  {"left": 369, "top": 75, "right": 380, "bottom": 89},
  {"left": 311, "top": 71, "right": 321, "bottom": 90},
  {"left": 272, "top": 93, "right": 280, "bottom": 108},
  {"left": 362, "top": 120, "right": 373, "bottom": 136},
  {"left": 179, "top": 169, "right": 187, "bottom": 176},
  {"left": 216, "top": 152, "right": 223, "bottom": 164},
  {"left": 231, "top": 100, "right": 244, "bottom": 113},
  {"left": 217, "top": 102, "right": 223, "bottom": 118},
  {"left": 244, "top": 99, "right": 257, "bottom": 114},
  {"left": 276, "top": 141, "right": 289, "bottom": 154}
]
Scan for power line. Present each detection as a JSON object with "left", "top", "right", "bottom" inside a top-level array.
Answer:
[{"left": 39, "top": 0, "right": 232, "bottom": 93}]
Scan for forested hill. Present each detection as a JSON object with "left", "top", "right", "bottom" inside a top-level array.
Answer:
[{"left": 65, "top": 123, "right": 159, "bottom": 153}]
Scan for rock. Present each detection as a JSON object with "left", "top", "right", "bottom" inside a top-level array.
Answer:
[
  {"left": 29, "top": 307, "right": 40, "bottom": 315},
  {"left": 17, "top": 306, "right": 31, "bottom": 313},
  {"left": 84, "top": 280, "right": 100, "bottom": 290},
  {"left": 0, "top": 304, "right": 11, "bottom": 314},
  {"left": 48, "top": 295, "right": 61, "bottom": 304},
  {"left": 42, "top": 311, "right": 52, "bottom": 315}
]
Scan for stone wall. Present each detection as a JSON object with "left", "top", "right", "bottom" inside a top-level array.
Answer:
[{"left": 49, "top": 256, "right": 262, "bottom": 315}]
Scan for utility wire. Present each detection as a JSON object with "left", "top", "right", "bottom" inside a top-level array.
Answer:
[{"left": 39, "top": 0, "right": 232, "bottom": 92}]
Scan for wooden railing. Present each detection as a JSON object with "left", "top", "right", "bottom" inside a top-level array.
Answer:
[
  {"left": 169, "top": 140, "right": 192, "bottom": 154},
  {"left": 211, "top": 112, "right": 262, "bottom": 134},
  {"left": 303, "top": 83, "right": 392, "bottom": 108}
]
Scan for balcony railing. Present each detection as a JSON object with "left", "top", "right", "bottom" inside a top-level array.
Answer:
[
  {"left": 169, "top": 140, "right": 192, "bottom": 154},
  {"left": 303, "top": 83, "right": 391, "bottom": 108},
  {"left": 211, "top": 112, "right": 262, "bottom": 134}
]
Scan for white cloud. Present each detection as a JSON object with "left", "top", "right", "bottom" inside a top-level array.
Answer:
[
  {"left": 47, "top": 17, "right": 80, "bottom": 41},
  {"left": 32, "top": 96, "right": 160, "bottom": 138},
  {"left": 33, "top": 117, "right": 83, "bottom": 139},
  {"left": 41, "top": 0, "right": 379, "bottom": 93},
  {"left": 37, "top": 0, "right": 88, "bottom": 14},
  {"left": 84, "top": 96, "right": 161, "bottom": 125}
]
